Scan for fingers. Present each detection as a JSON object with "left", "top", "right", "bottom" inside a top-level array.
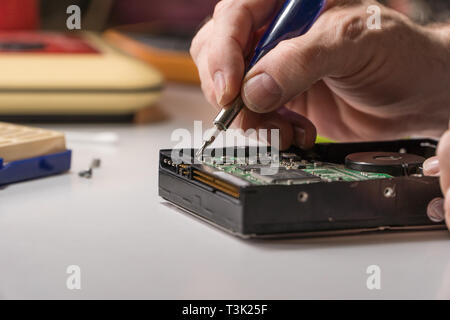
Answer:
[
  {"left": 439, "top": 129, "right": 450, "bottom": 229},
  {"left": 242, "top": 24, "right": 328, "bottom": 112},
  {"left": 196, "top": 48, "right": 219, "bottom": 108},
  {"left": 242, "top": 2, "right": 377, "bottom": 113},
  {"left": 445, "top": 127, "right": 450, "bottom": 228},
  {"left": 446, "top": 189, "right": 450, "bottom": 231},
  {"left": 423, "top": 156, "right": 440, "bottom": 176},
  {"left": 424, "top": 129, "right": 450, "bottom": 229},
  {"left": 192, "top": 0, "right": 375, "bottom": 113},
  {"left": 192, "top": 0, "right": 373, "bottom": 151},
  {"left": 238, "top": 106, "right": 316, "bottom": 150},
  {"left": 426, "top": 129, "right": 450, "bottom": 229},
  {"left": 437, "top": 130, "right": 450, "bottom": 200},
  {"left": 277, "top": 107, "right": 317, "bottom": 149},
  {"left": 203, "top": 0, "right": 282, "bottom": 106}
]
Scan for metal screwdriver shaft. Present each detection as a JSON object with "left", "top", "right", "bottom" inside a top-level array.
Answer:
[{"left": 196, "top": 97, "right": 246, "bottom": 159}]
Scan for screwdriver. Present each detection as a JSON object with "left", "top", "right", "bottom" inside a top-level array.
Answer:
[{"left": 196, "top": 0, "right": 326, "bottom": 159}]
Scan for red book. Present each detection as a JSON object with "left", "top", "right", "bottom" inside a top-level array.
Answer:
[{"left": 0, "top": 0, "right": 39, "bottom": 30}]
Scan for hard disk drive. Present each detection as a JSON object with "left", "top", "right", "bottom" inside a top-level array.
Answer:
[{"left": 159, "top": 139, "right": 445, "bottom": 238}]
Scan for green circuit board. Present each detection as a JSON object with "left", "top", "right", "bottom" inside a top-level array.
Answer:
[{"left": 203, "top": 154, "right": 392, "bottom": 185}]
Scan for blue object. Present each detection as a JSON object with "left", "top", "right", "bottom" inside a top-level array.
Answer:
[
  {"left": 0, "top": 150, "right": 72, "bottom": 186},
  {"left": 248, "top": 0, "right": 326, "bottom": 69}
]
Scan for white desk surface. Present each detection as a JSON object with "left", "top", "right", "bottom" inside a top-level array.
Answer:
[{"left": 0, "top": 84, "right": 449, "bottom": 300}]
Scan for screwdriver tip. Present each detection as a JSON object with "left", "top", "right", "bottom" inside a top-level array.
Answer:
[
  {"left": 195, "top": 127, "right": 221, "bottom": 160},
  {"left": 195, "top": 141, "right": 209, "bottom": 160}
]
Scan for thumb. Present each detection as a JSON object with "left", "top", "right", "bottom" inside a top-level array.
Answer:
[
  {"left": 423, "top": 156, "right": 440, "bottom": 176},
  {"left": 242, "top": 5, "right": 376, "bottom": 113}
]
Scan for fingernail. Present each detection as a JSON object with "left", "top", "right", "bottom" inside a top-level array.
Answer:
[
  {"left": 423, "top": 157, "right": 440, "bottom": 176},
  {"left": 427, "top": 197, "right": 445, "bottom": 223},
  {"left": 243, "top": 73, "right": 282, "bottom": 112},
  {"left": 214, "top": 71, "right": 226, "bottom": 105}
]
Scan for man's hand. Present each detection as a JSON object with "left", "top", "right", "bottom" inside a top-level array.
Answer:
[
  {"left": 190, "top": 0, "right": 450, "bottom": 150},
  {"left": 424, "top": 128, "right": 450, "bottom": 230},
  {"left": 191, "top": 0, "right": 450, "bottom": 230}
]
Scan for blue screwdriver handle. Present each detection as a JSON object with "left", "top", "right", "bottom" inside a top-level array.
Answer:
[
  {"left": 211, "top": 0, "right": 325, "bottom": 135},
  {"left": 248, "top": 0, "right": 326, "bottom": 71}
]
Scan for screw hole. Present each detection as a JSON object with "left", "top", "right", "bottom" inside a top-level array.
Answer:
[
  {"left": 384, "top": 187, "right": 395, "bottom": 198},
  {"left": 298, "top": 191, "right": 309, "bottom": 203}
]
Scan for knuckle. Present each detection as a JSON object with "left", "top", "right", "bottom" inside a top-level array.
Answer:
[
  {"left": 190, "top": 33, "right": 203, "bottom": 59},
  {"left": 332, "top": 10, "right": 366, "bottom": 42},
  {"left": 213, "top": 0, "right": 231, "bottom": 18},
  {"left": 189, "top": 41, "right": 198, "bottom": 59},
  {"left": 341, "top": 16, "right": 365, "bottom": 41},
  {"left": 280, "top": 42, "right": 310, "bottom": 74},
  {"left": 213, "top": 0, "right": 253, "bottom": 24},
  {"left": 301, "top": 44, "right": 325, "bottom": 68},
  {"left": 278, "top": 40, "right": 324, "bottom": 77},
  {"left": 190, "top": 20, "right": 212, "bottom": 59}
]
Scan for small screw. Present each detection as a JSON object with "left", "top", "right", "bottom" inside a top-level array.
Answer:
[
  {"left": 78, "top": 158, "right": 101, "bottom": 179},
  {"left": 78, "top": 168, "right": 93, "bottom": 179}
]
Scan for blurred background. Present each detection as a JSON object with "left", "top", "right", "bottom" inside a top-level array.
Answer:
[
  {"left": 0, "top": 0, "right": 218, "bottom": 31},
  {"left": 0, "top": 0, "right": 447, "bottom": 31}
]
